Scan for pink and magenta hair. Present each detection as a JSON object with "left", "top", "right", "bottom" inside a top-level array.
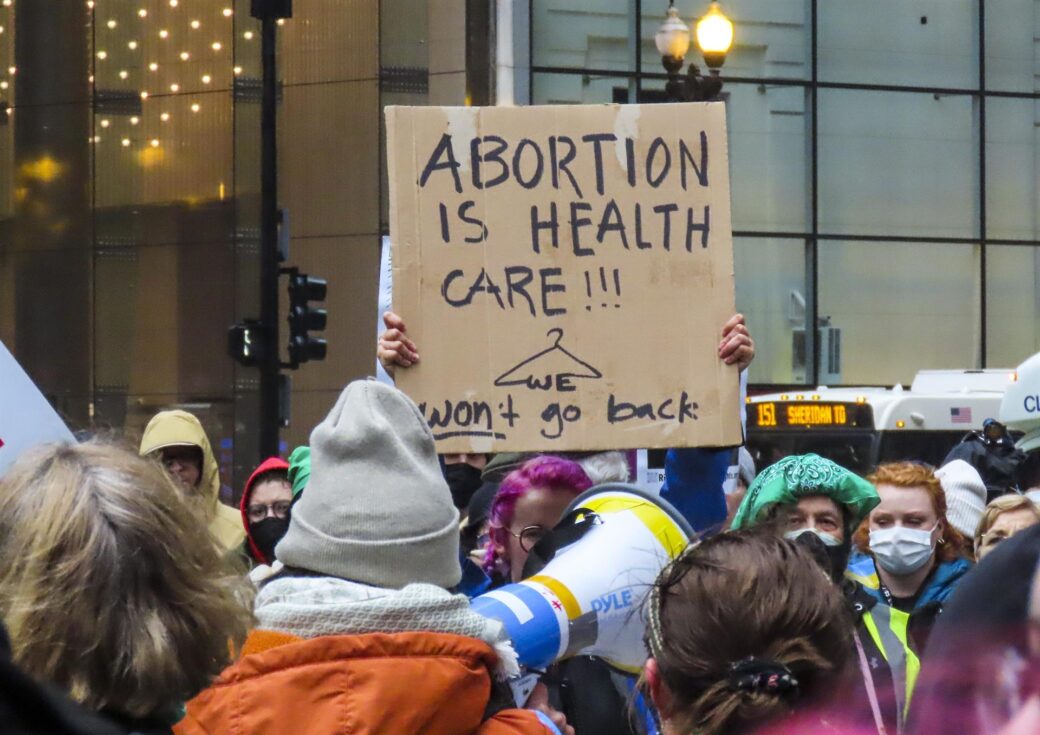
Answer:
[{"left": 484, "top": 455, "right": 592, "bottom": 575}]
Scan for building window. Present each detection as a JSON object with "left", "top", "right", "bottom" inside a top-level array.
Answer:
[{"left": 529, "top": 0, "right": 1040, "bottom": 386}]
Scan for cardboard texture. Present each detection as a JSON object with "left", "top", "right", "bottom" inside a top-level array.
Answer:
[{"left": 386, "top": 103, "right": 740, "bottom": 452}]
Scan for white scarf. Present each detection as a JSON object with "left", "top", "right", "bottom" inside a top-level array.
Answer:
[{"left": 255, "top": 575, "right": 519, "bottom": 679}]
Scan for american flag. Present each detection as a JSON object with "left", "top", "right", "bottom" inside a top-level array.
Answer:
[{"left": 951, "top": 407, "right": 973, "bottom": 424}]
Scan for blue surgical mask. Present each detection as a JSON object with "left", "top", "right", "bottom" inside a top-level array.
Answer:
[{"left": 785, "top": 527, "right": 843, "bottom": 548}]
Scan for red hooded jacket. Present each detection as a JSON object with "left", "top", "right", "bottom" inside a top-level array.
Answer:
[{"left": 239, "top": 457, "right": 290, "bottom": 564}]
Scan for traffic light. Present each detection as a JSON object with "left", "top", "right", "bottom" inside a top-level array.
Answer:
[
  {"left": 228, "top": 319, "right": 265, "bottom": 367},
  {"left": 286, "top": 267, "right": 327, "bottom": 366}
]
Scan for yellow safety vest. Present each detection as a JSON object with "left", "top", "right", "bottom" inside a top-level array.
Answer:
[{"left": 861, "top": 603, "right": 920, "bottom": 731}]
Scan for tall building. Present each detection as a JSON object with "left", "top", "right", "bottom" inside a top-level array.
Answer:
[
  {"left": 0, "top": 0, "right": 475, "bottom": 494},
  {"left": 2, "top": 0, "right": 1039, "bottom": 489}
]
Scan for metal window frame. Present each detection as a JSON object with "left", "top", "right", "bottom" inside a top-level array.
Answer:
[{"left": 527, "top": 0, "right": 1040, "bottom": 384}]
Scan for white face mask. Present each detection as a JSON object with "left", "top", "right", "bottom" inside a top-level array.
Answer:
[
  {"left": 785, "top": 527, "right": 843, "bottom": 548},
  {"left": 869, "top": 525, "right": 937, "bottom": 576}
]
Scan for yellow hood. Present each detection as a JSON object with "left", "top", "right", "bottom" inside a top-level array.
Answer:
[{"left": 139, "top": 410, "right": 245, "bottom": 550}]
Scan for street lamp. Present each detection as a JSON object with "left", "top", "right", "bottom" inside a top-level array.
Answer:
[
  {"left": 696, "top": 1, "right": 734, "bottom": 70},
  {"left": 656, "top": 2, "right": 734, "bottom": 102}
]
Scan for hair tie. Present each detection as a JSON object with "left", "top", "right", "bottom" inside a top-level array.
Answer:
[{"left": 728, "top": 657, "right": 799, "bottom": 696}]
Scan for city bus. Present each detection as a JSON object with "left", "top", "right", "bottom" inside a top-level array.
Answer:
[{"left": 744, "top": 369, "right": 1015, "bottom": 475}]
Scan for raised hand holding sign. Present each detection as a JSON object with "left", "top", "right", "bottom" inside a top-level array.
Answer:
[{"left": 386, "top": 103, "right": 740, "bottom": 452}]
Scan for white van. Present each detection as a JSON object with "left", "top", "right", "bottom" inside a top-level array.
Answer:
[{"left": 744, "top": 369, "right": 1015, "bottom": 475}]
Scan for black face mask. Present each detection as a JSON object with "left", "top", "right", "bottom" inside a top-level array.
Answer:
[
  {"left": 249, "top": 516, "right": 291, "bottom": 564},
  {"left": 444, "top": 463, "right": 483, "bottom": 509},
  {"left": 793, "top": 528, "right": 851, "bottom": 586}
]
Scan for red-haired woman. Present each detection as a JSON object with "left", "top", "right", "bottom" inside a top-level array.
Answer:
[{"left": 849, "top": 462, "right": 972, "bottom": 649}]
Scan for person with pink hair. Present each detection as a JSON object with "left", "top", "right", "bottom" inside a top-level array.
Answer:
[
  {"left": 483, "top": 455, "right": 626, "bottom": 735},
  {"left": 484, "top": 455, "right": 593, "bottom": 584}
]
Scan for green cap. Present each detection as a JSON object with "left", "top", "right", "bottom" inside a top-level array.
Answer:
[
  {"left": 480, "top": 452, "right": 532, "bottom": 484},
  {"left": 730, "top": 453, "right": 879, "bottom": 532},
  {"left": 287, "top": 445, "right": 311, "bottom": 497},
  {"left": 479, "top": 451, "right": 601, "bottom": 484}
]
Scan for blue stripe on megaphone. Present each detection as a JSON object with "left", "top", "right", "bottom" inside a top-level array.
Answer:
[{"left": 471, "top": 582, "right": 563, "bottom": 671}]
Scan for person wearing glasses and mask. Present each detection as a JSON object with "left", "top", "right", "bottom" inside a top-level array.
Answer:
[
  {"left": 849, "top": 462, "right": 972, "bottom": 652},
  {"left": 238, "top": 448, "right": 310, "bottom": 583},
  {"left": 240, "top": 458, "right": 293, "bottom": 566}
]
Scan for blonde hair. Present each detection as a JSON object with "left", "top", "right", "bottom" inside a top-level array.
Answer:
[
  {"left": 975, "top": 494, "right": 1040, "bottom": 555},
  {"left": 0, "top": 440, "right": 254, "bottom": 719}
]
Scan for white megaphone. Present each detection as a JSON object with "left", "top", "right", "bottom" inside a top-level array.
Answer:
[{"left": 471, "top": 483, "right": 693, "bottom": 675}]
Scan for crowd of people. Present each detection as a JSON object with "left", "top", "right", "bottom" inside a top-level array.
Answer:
[{"left": 1, "top": 311, "right": 1039, "bottom": 735}]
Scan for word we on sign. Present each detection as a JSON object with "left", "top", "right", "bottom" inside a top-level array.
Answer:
[{"left": 386, "top": 103, "right": 740, "bottom": 452}]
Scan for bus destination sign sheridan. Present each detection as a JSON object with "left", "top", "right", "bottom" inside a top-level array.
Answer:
[{"left": 750, "top": 402, "right": 872, "bottom": 430}]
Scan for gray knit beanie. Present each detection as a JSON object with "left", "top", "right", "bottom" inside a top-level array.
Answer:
[{"left": 275, "top": 379, "right": 462, "bottom": 589}]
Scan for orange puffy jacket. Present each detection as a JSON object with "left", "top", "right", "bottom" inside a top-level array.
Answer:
[{"left": 175, "top": 629, "right": 552, "bottom": 735}]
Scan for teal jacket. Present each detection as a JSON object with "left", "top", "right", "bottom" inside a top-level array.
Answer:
[{"left": 847, "top": 553, "right": 972, "bottom": 610}]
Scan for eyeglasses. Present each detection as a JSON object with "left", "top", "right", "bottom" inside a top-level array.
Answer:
[
  {"left": 247, "top": 501, "right": 292, "bottom": 523},
  {"left": 509, "top": 524, "right": 549, "bottom": 553}
]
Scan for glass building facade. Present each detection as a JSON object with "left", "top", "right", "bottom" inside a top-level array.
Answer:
[
  {"left": 3, "top": 1, "right": 1039, "bottom": 487},
  {"left": 1, "top": 1, "right": 262, "bottom": 468},
  {"left": 529, "top": 0, "right": 1040, "bottom": 387},
  {"left": 0, "top": 0, "right": 469, "bottom": 495}
]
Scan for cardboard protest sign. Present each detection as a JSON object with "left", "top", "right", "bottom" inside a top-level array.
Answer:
[
  {"left": 386, "top": 103, "right": 740, "bottom": 452},
  {"left": 0, "top": 339, "right": 75, "bottom": 476}
]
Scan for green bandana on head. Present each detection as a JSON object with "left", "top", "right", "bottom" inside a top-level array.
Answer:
[
  {"left": 287, "top": 446, "right": 310, "bottom": 498},
  {"left": 730, "top": 453, "right": 879, "bottom": 533}
]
